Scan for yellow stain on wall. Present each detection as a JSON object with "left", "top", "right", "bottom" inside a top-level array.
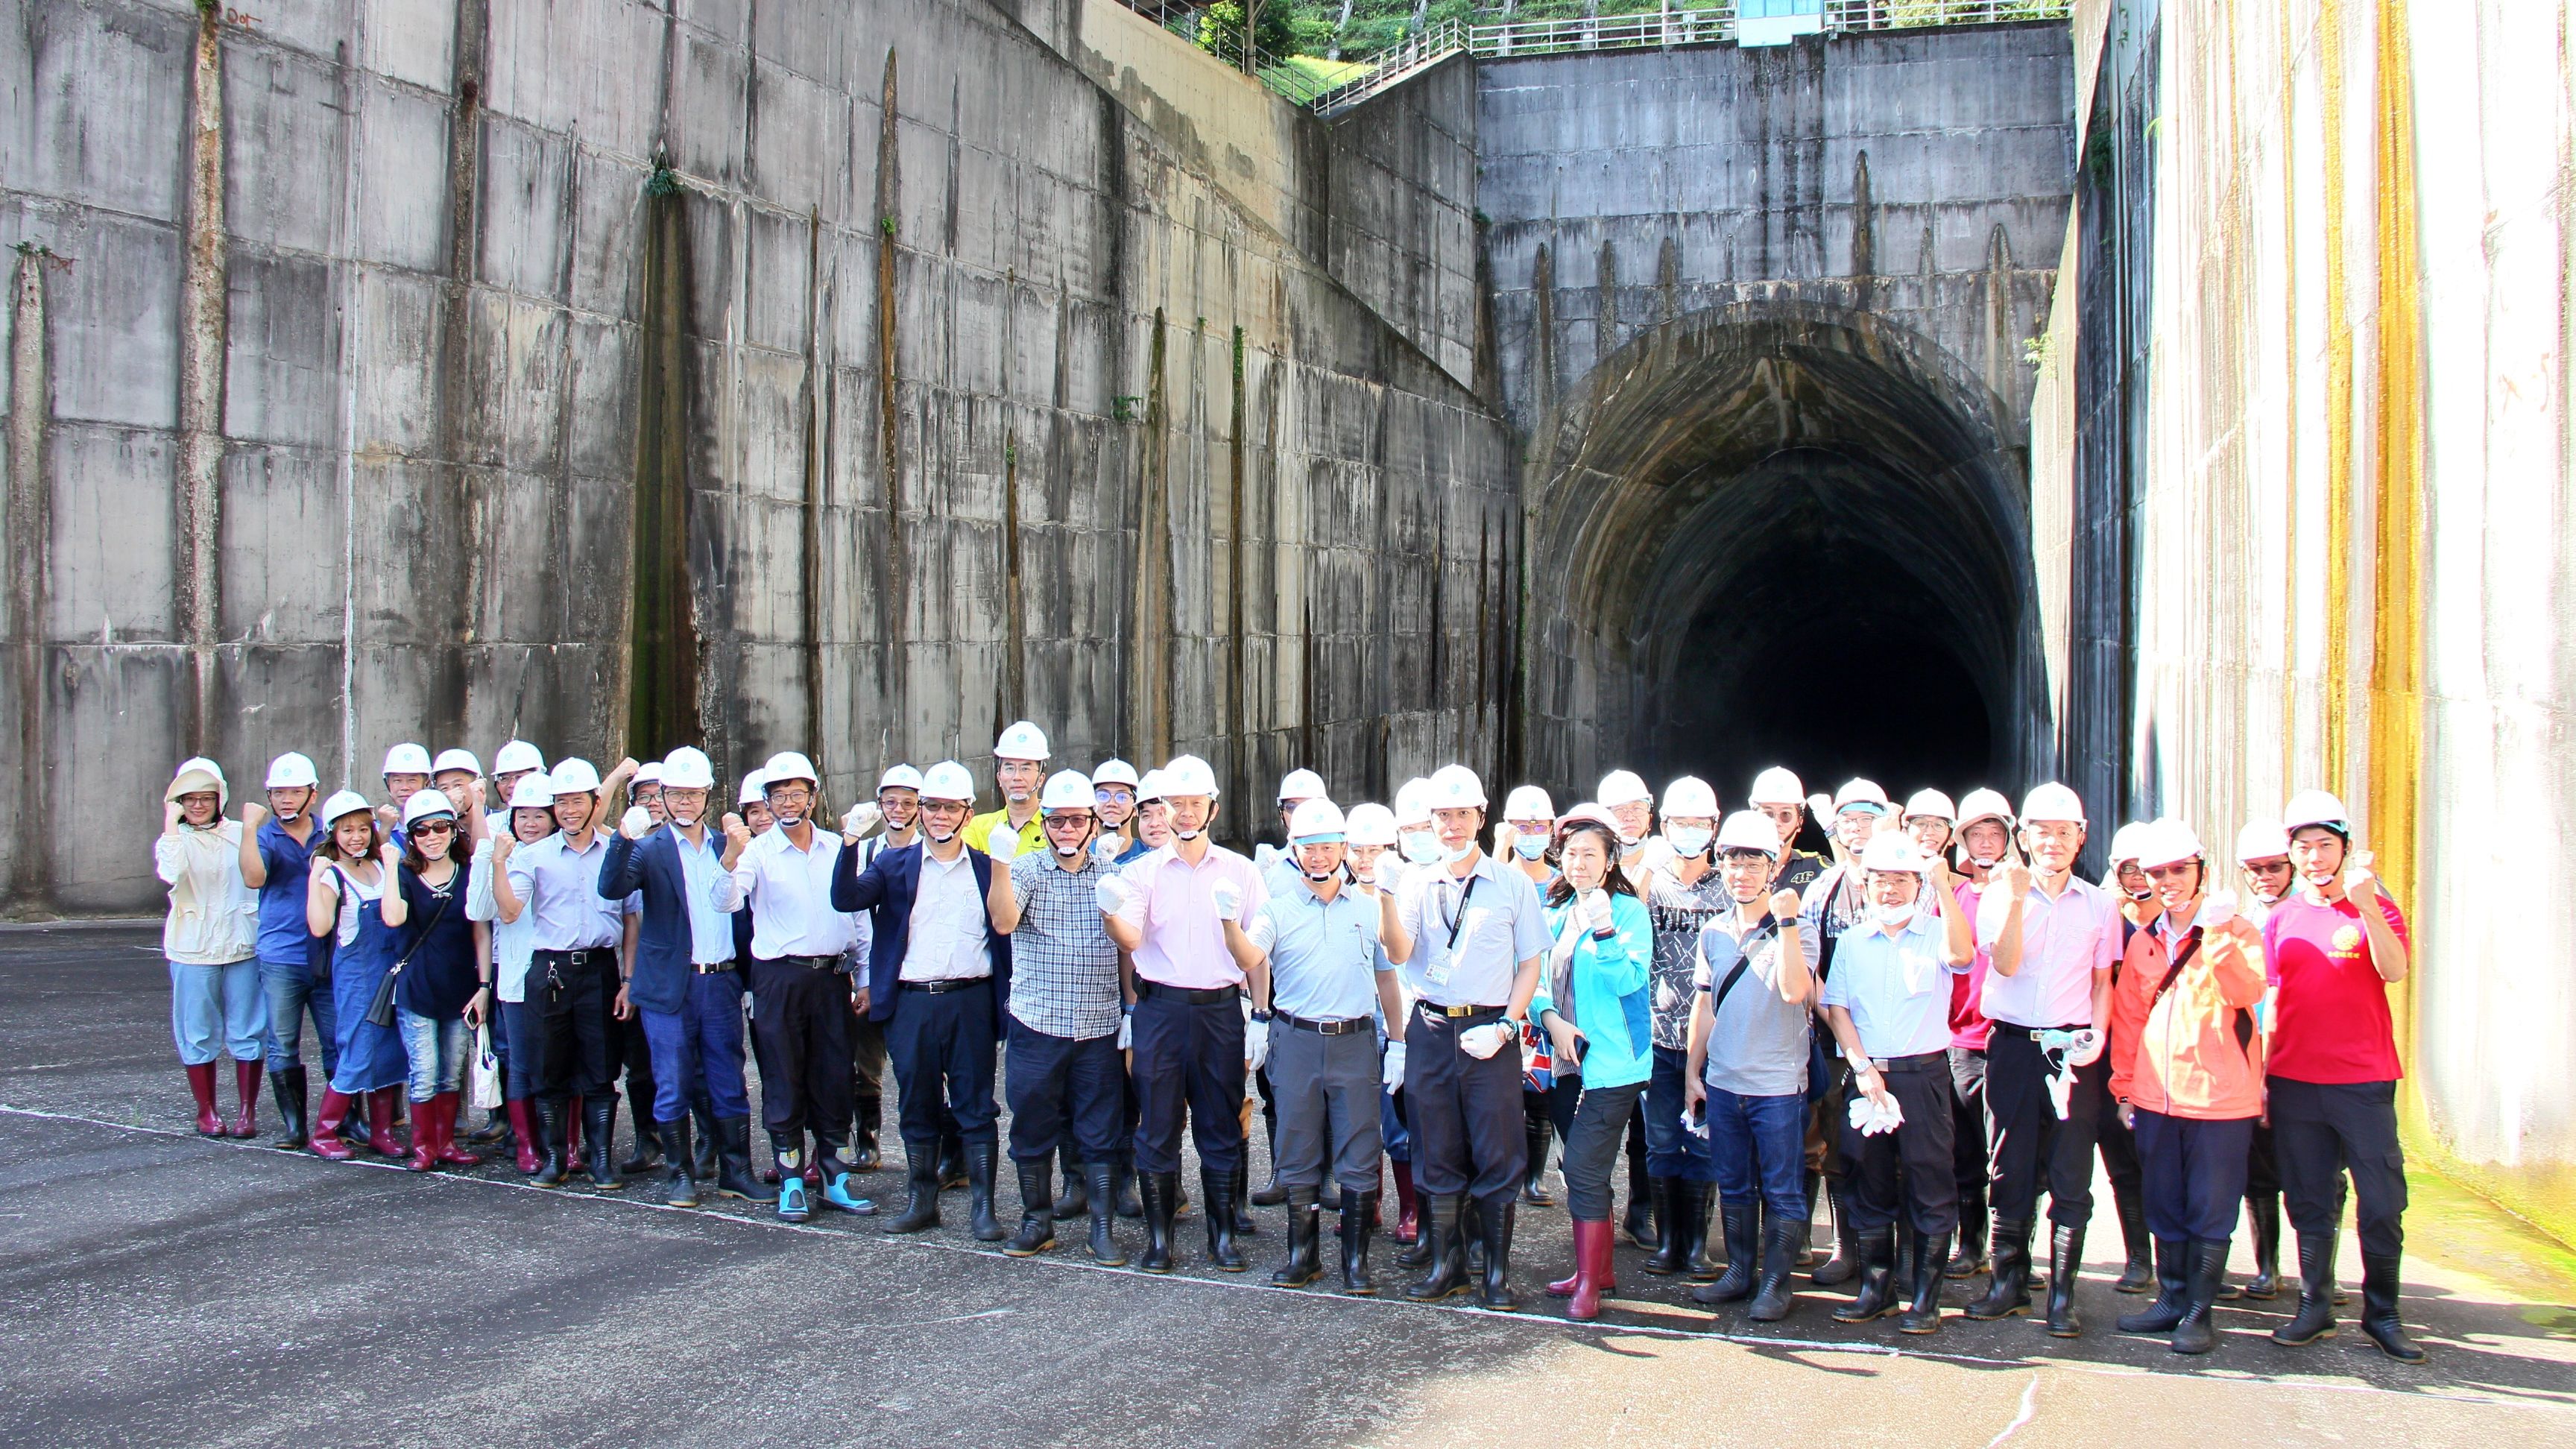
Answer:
[{"left": 2317, "top": 0, "right": 2352, "bottom": 790}]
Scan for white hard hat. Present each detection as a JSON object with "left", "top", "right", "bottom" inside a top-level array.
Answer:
[
  {"left": 1860, "top": 836, "right": 1930, "bottom": 876},
  {"left": 509, "top": 774, "right": 558, "bottom": 810},
  {"left": 382, "top": 743, "right": 432, "bottom": 777},
  {"left": 633, "top": 762, "right": 664, "bottom": 786},
  {"left": 1747, "top": 767, "right": 1805, "bottom": 809},
  {"left": 493, "top": 740, "right": 546, "bottom": 776},
  {"left": 1954, "top": 788, "right": 2014, "bottom": 832},
  {"left": 402, "top": 789, "right": 458, "bottom": 828},
  {"left": 1344, "top": 803, "right": 1399, "bottom": 847},
  {"left": 1287, "top": 798, "right": 1347, "bottom": 841},
  {"left": 1554, "top": 801, "right": 1621, "bottom": 837},
  {"left": 736, "top": 770, "right": 768, "bottom": 807},
  {"left": 1392, "top": 778, "right": 1434, "bottom": 827},
  {"left": 1427, "top": 763, "right": 1487, "bottom": 809},
  {"left": 994, "top": 720, "right": 1051, "bottom": 762},
  {"left": 2282, "top": 789, "right": 2350, "bottom": 836},
  {"left": 2137, "top": 818, "right": 2205, "bottom": 871},
  {"left": 877, "top": 764, "right": 924, "bottom": 793},
  {"left": 1596, "top": 769, "right": 1652, "bottom": 808},
  {"left": 2020, "top": 782, "right": 2086, "bottom": 824},
  {"left": 2235, "top": 819, "right": 2292, "bottom": 862},
  {"left": 167, "top": 757, "right": 228, "bottom": 809},
  {"left": 2106, "top": 821, "right": 2155, "bottom": 864},
  {"left": 762, "top": 752, "right": 818, "bottom": 788},
  {"left": 1277, "top": 768, "right": 1327, "bottom": 804},
  {"left": 320, "top": 789, "right": 373, "bottom": 826},
  {"left": 920, "top": 760, "right": 977, "bottom": 804},
  {"left": 265, "top": 751, "right": 320, "bottom": 790},
  {"left": 1716, "top": 811, "right": 1782, "bottom": 858},
  {"left": 660, "top": 747, "right": 716, "bottom": 790},
  {"left": 1161, "top": 754, "right": 1219, "bottom": 798},
  {"left": 1040, "top": 771, "right": 1094, "bottom": 812},
  {"left": 549, "top": 757, "right": 604, "bottom": 795},
  {"left": 1832, "top": 778, "right": 1892, "bottom": 816},
  {"left": 1902, "top": 789, "right": 1957, "bottom": 822},
  {"left": 432, "top": 748, "right": 482, "bottom": 778},
  {"left": 1137, "top": 769, "right": 1169, "bottom": 803},
  {"left": 1662, "top": 776, "right": 1720, "bottom": 819},
  {"left": 1091, "top": 758, "right": 1140, "bottom": 789},
  {"left": 1501, "top": 785, "right": 1555, "bottom": 821}
]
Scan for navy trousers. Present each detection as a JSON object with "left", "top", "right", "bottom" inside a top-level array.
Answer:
[
  {"left": 884, "top": 979, "right": 1000, "bottom": 1149},
  {"left": 1128, "top": 986, "right": 1246, "bottom": 1174},
  {"left": 748, "top": 956, "right": 854, "bottom": 1147},
  {"left": 1401, "top": 1004, "right": 1526, "bottom": 1202},
  {"left": 641, "top": 970, "right": 751, "bottom": 1122},
  {"left": 2133, "top": 1108, "right": 2254, "bottom": 1242},
  {"left": 1004, "top": 1017, "right": 1123, "bottom": 1163},
  {"left": 1644, "top": 1045, "right": 1718, "bottom": 1182}
]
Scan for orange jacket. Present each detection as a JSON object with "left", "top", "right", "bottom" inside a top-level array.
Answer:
[{"left": 2108, "top": 911, "right": 2268, "bottom": 1120}]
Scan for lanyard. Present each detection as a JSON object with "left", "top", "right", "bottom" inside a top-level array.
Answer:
[{"left": 1440, "top": 874, "right": 1481, "bottom": 952}]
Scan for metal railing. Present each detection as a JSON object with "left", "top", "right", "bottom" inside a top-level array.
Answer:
[{"left": 1307, "top": 19, "right": 1468, "bottom": 113}]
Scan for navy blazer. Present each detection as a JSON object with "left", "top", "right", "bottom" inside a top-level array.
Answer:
[
  {"left": 598, "top": 826, "right": 722, "bottom": 1016},
  {"left": 830, "top": 838, "right": 1012, "bottom": 1029}
]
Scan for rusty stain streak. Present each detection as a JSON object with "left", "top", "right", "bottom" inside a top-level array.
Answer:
[
  {"left": 876, "top": 50, "right": 906, "bottom": 716},
  {"left": 176, "top": 5, "right": 229, "bottom": 754},
  {"left": 8, "top": 254, "right": 52, "bottom": 910}
]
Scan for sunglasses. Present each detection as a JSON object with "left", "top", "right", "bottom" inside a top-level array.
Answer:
[{"left": 412, "top": 820, "right": 456, "bottom": 836}]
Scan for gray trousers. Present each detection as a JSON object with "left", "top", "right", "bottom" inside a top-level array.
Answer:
[{"left": 1270, "top": 1023, "right": 1383, "bottom": 1193}]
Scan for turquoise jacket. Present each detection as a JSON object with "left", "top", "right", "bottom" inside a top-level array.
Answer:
[{"left": 1532, "top": 891, "right": 1655, "bottom": 1090}]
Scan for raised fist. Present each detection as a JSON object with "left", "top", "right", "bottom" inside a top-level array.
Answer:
[
  {"left": 1770, "top": 887, "right": 1802, "bottom": 920},
  {"left": 619, "top": 805, "right": 654, "bottom": 841}
]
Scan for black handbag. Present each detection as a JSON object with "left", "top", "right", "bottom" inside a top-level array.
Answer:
[{"left": 364, "top": 868, "right": 451, "bottom": 1028}]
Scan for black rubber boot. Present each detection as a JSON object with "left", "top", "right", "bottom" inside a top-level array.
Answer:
[
  {"left": 530, "top": 1098, "right": 569, "bottom": 1188},
  {"left": 271, "top": 1067, "right": 309, "bottom": 1150},
  {"left": 1004, "top": 1157, "right": 1056, "bottom": 1257},
  {"left": 1115, "top": 1158, "right": 1143, "bottom": 1219},
  {"left": 2118, "top": 1239, "right": 2190, "bottom": 1334},
  {"left": 1692, "top": 1205, "right": 1761, "bottom": 1304},
  {"left": 583, "top": 1094, "right": 623, "bottom": 1190},
  {"left": 2043, "top": 1222, "right": 2086, "bottom": 1337},
  {"left": 1521, "top": 1104, "right": 1555, "bottom": 1206},
  {"left": 849, "top": 1093, "right": 883, "bottom": 1172},
  {"left": 1685, "top": 1182, "right": 1720, "bottom": 1281},
  {"left": 965, "top": 1141, "right": 1006, "bottom": 1242},
  {"left": 2360, "top": 1252, "right": 2425, "bottom": 1361},
  {"left": 1342, "top": 1190, "right": 1380, "bottom": 1295},
  {"left": 1965, "top": 1217, "right": 2033, "bottom": 1319},
  {"left": 1477, "top": 1195, "right": 1518, "bottom": 1311},
  {"left": 1396, "top": 1199, "right": 1436, "bottom": 1269},
  {"left": 1052, "top": 1143, "right": 1087, "bottom": 1218},
  {"left": 620, "top": 1100, "right": 664, "bottom": 1175},
  {"left": 1404, "top": 1195, "right": 1471, "bottom": 1301},
  {"left": 1230, "top": 1160, "right": 1258, "bottom": 1236},
  {"left": 1642, "top": 1177, "right": 1686, "bottom": 1275},
  {"left": 1813, "top": 1181, "right": 1860, "bottom": 1287},
  {"left": 1899, "top": 1229, "right": 1952, "bottom": 1334},
  {"left": 1796, "top": 1167, "right": 1821, "bottom": 1266},
  {"left": 2271, "top": 1233, "right": 2339, "bottom": 1344},
  {"left": 1831, "top": 1226, "right": 1901, "bottom": 1322},
  {"left": 1138, "top": 1170, "right": 1180, "bottom": 1272},
  {"left": 1946, "top": 1196, "right": 1988, "bottom": 1279},
  {"left": 937, "top": 1130, "right": 967, "bottom": 1191},
  {"left": 2171, "top": 1238, "right": 2229, "bottom": 1354},
  {"left": 2112, "top": 1180, "right": 2153, "bottom": 1292},
  {"left": 660, "top": 1117, "right": 699, "bottom": 1208},
  {"left": 1747, "top": 1214, "right": 1802, "bottom": 1322},
  {"left": 1204, "top": 1165, "right": 1248, "bottom": 1271},
  {"left": 2233, "top": 1191, "right": 2282, "bottom": 1300},
  {"left": 689, "top": 1106, "right": 719, "bottom": 1183},
  {"left": 885, "top": 1156, "right": 942, "bottom": 1234},
  {"left": 1084, "top": 1161, "right": 1125, "bottom": 1266},
  {"left": 1622, "top": 1149, "right": 1655, "bottom": 1248},
  {"left": 1272, "top": 1190, "right": 1323, "bottom": 1288},
  {"left": 713, "top": 1117, "right": 775, "bottom": 1202},
  {"left": 1252, "top": 1168, "right": 1289, "bottom": 1208}
]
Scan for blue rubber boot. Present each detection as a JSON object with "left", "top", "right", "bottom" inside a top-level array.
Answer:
[
  {"left": 824, "top": 1171, "right": 876, "bottom": 1214},
  {"left": 778, "top": 1174, "right": 811, "bottom": 1222}
]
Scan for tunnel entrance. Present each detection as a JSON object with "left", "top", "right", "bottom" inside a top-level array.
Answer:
[{"left": 1521, "top": 304, "right": 2039, "bottom": 806}]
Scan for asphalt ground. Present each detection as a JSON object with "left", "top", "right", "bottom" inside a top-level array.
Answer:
[{"left": 4, "top": 925, "right": 2572, "bottom": 1447}]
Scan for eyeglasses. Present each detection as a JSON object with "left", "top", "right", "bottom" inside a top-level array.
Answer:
[
  {"left": 412, "top": 820, "right": 456, "bottom": 836},
  {"left": 1094, "top": 788, "right": 1135, "bottom": 804}
]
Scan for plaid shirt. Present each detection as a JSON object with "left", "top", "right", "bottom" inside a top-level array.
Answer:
[
  {"left": 1645, "top": 861, "right": 1734, "bottom": 1049},
  {"left": 1005, "top": 852, "right": 1122, "bottom": 1041}
]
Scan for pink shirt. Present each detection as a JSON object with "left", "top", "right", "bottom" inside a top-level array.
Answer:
[{"left": 1123, "top": 842, "right": 1270, "bottom": 989}]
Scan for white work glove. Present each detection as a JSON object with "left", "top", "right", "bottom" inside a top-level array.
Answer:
[
  {"left": 1117, "top": 1011, "right": 1133, "bottom": 1051},
  {"left": 1369, "top": 854, "right": 1401, "bottom": 890},
  {"left": 1254, "top": 842, "right": 1281, "bottom": 871},
  {"left": 985, "top": 825, "right": 1020, "bottom": 863},
  {"left": 1458, "top": 1022, "right": 1511, "bottom": 1060},
  {"left": 2194, "top": 889, "right": 2240, "bottom": 931},
  {"left": 2064, "top": 1026, "right": 2106, "bottom": 1067},
  {"left": 1849, "top": 1089, "right": 1906, "bottom": 1136},
  {"left": 619, "top": 805, "right": 654, "bottom": 840},
  {"left": 1243, "top": 1014, "right": 1270, "bottom": 1072},
  {"left": 1211, "top": 880, "right": 1242, "bottom": 922},
  {"left": 1091, "top": 837, "right": 1123, "bottom": 867},
  {"left": 1381, "top": 1040, "right": 1407, "bottom": 1087},
  {"left": 1096, "top": 875, "right": 1143, "bottom": 923},
  {"left": 1580, "top": 887, "right": 1615, "bottom": 934},
  {"left": 842, "top": 801, "right": 883, "bottom": 839}
]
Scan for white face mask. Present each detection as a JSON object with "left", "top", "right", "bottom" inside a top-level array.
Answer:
[
  {"left": 1512, "top": 835, "right": 1547, "bottom": 861},
  {"left": 1442, "top": 841, "right": 1476, "bottom": 864},
  {"left": 1667, "top": 826, "right": 1712, "bottom": 859},
  {"left": 1869, "top": 902, "right": 1916, "bottom": 929},
  {"left": 1400, "top": 833, "right": 1443, "bottom": 866}
]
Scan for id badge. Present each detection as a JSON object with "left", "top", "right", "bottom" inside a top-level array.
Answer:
[{"left": 1422, "top": 953, "right": 1455, "bottom": 988}]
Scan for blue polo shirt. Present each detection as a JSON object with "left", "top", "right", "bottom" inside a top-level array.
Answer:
[
  {"left": 1819, "top": 907, "right": 1963, "bottom": 1059},
  {"left": 253, "top": 817, "right": 321, "bottom": 963},
  {"left": 1256, "top": 877, "right": 1387, "bottom": 1021}
]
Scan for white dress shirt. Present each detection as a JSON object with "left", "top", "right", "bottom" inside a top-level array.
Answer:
[
  {"left": 902, "top": 845, "right": 992, "bottom": 982},
  {"left": 1976, "top": 872, "right": 2120, "bottom": 1028},
  {"left": 719, "top": 825, "right": 856, "bottom": 959}
]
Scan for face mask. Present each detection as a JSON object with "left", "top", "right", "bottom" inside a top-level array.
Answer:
[
  {"left": 1970, "top": 854, "right": 1998, "bottom": 869},
  {"left": 1052, "top": 827, "right": 1087, "bottom": 859},
  {"left": 1400, "top": 833, "right": 1442, "bottom": 866},
  {"left": 1442, "top": 840, "right": 1477, "bottom": 864},
  {"left": 1175, "top": 824, "right": 1204, "bottom": 842},
  {"left": 1512, "top": 835, "right": 1547, "bottom": 861},
  {"left": 1667, "top": 827, "right": 1712, "bottom": 858},
  {"left": 1869, "top": 902, "right": 1916, "bottom": 929}
]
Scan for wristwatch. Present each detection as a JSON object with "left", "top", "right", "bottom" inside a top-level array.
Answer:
[{"left": 1249, "top": 1008, "right": 1274, "bottom": 1023}]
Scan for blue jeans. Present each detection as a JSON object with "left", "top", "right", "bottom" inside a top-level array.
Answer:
[
  {"left": 640, "top": 973, "right": 751, "bottom": 1122},
  {"left": 259, "top": 953, "right": 336, "bottom": 1074},
  {"left": 171, "top": 959, "right": 266, "bottom": 1066},
  {"left": 1708, "top": 1085, "right": 1808, "bottom": 1220},
  {"left": 398, "top": 1008, "right": 469, "bottom": 1102},
  {"left": 499, "top": 1000, "right": 537, "bottom": 1099},
  {"left": 1644, "top": 1045, "right": 1719, "bottom": 1181}
]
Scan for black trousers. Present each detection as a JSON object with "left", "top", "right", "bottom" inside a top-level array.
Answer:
[
  {"left": 616, "top": 1008, "right": 656, "bottom": 1123},
  {"left": 850, "top": 1011, "right": 886, "bottom": 1134},
  {"left": 2096, "top": 1090, "right": 2143, "bottom": 1197},
  {"left": 2134, "top": 1110, "right": 2254, "bottom": 1242},
  {"left": 1841, "top": 1060, "right": 1959, "bottom": 1236},
  {"left": 886, "top": 979, "right": 1000, "bottom": 1150},
  {"left": 748, "top": 955, "right": 854, "bottom": 1149},
  {"left": 1128, "top": 985, "right": 1246, "bottom": 1175},
  {"left": 1401, "top": 1005, "right": 1526, "bottom": 1201},
  {"left": 2270, "top": 1076, "right": 2405, "bottom": 1258},
  {"left": 1948, "top": 1046, "right": 1989, "bottom": 1228},
  {"left": 1984, "top": 1025, "right": 2106, "bottom": 1226},
  {"left": 1006, "top": 1018, "right": 1123, "bottom": 1163},
  {"left": 1562, "top": 1080, "right": 1645, "bottom": 1221},
  {"left": 2246, "top": 1119, "right": 2282, "bottom": 1196},
  {"left": 528, "top": 951, "right": 618, "bottom": 1099}
]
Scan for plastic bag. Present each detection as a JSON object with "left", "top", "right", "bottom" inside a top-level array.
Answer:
[{"left": 467, "top": 1019, "right": 503, "bottom": 1111}]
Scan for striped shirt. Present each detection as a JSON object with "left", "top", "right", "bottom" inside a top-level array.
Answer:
[{"left": 1005, "top": 852, "right": 1122, "bottom": 1040}]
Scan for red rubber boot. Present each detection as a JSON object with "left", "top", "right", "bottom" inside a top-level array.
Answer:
[
  {"left": 310, "top": 1090, "right": 358, "bottom": 1160},
  {"left": 509, "top": 1098, "right": 541, "bottom": 1173},
  {"left": 433, "top": 1092, "right": 481, "bottom": 1166},
  {"left": 1391, "top": 1160, "right": 1421, "bottom": 1245},
  {"left": 227, "top": 1061, "right": 262, "bottom": 1137},
  {"left": 186, "top": 1064, "right": 221, "bottom": 1135},
  {"left": 366, "top": 1090, "right": 404, "bottom": 1158}
]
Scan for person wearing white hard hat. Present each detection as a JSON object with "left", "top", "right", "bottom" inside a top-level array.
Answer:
[
  {"left": 982, "top": 770, "right": 1128, "bottom": 1264},
  {"left": 1682, "top": 812, "right": 1816, "bottom": 1323},
  {"left": 970, "top": 720, "right": 1051, "bottom": 860},
  {"left": 2261, "top": 790, "right": 2421, "bottom": 1361},
  {"left": 2103, "top": 821, "right": 2158, "bottom": 908},
  {"left": 835, "top": 760, "right": 1014, "bottom": 1241},
  {"left": 429, "top": 748, "right": 482, "bottom": 817},
  {"left": 1378, "top": 763, "right": 1550, "bottom": 1311},
  {"left": 1098, "top": 754, "right": 1271, "bottom": 1273},
  {"left": 628, "top": 761, "right": 667, "bottom": 824},
  {"left": 468, "top": 771, "right": 561, "bottom": 1175},
  {"left": 302, "top": 789, "right": 410, "bottom": 1161},
  {"left": 1817, "top": 836, "right": 1977, "bottom": 1333},
  {"left": 2089, "top": 820, "right": 2162, "bottom": 1296},
  {"left": 1937, "top": 788, "right": 2015, "bottom": 1282},
  {"left": 590, "top": 758, "right": 675, "bottom": 1180},
  {"left": 1966, "top": 781, "right": 2121, "bottom": 1336},
  {"left": 596, "top": 747, "right": 767, "bottom": 1208},
  {"left": 1902, "top": 789, "right": 1957, "bottom": 859},
  {"left": 236, "top": 751, "right": 330, "bottom": 1148},
  {"left": 717, "top": 751, "right": 862, "bottom": 1222},
  {"left": 157, "top": 759, "right": 265, "bottom": 1140},
  {"left": 1391, "top": 778, "right": 1442, "bottom": 874},
  {"left": 1090, "top": 760, "right": 1143, "bottom": 863},
  {"left": 839, "top": 763, "right": 926, "bottom": 1178},
  {"left": 2227, "top": 817, "right": 2296, "bottom": 1303},
  {"left": 1345, "top": 801, "right": 1424, "bottom": 1246},
  {"left": 1255, "top": 768, "right": 1331, "bottom": 886},
  {"left": 1793, "top": 778, "right": 1896, "bottom": 1289},
  {"left": 2234, "top": 820, "right": 2296, "bottom": 926},
  {"left": 490, "top": 741, "right": 546, "bottom": 824},
  {"left": 1596, "top": 770, "right": 1656, "bottom": 874},
  {"left": 379, "top": 743, "right": 434, "bottom": 839},
  {"left": 1635, "top": 774, "right": 1729, "bottom": 1278},
  {"left": 385, "top": 790, "right": 485, "bottom": 1173},
  {"left": 1239, "top": 798, "right": 1407, "bottom": 1293},
  {"left": 2102, "top": 820, "right": 2268, "bottom": 1355},
  {"left": 1495, "top": 785, "right": 1556, "bottom": 890},
  {"left": 1747, "top": 768, "right": 1829, "bottom": 898},
  {"left": 1530, "top": 806, "right": 1655, "bottom": 1322}
]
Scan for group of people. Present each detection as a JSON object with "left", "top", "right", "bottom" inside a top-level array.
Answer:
[{"left": 154, "top": 724, "right": 2423, "bottom": 1360}]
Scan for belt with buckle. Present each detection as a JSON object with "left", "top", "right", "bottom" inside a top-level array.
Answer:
[
  {"left": 1421, "top": 1002, "right": 1504, "bottom": 1021},
  {"left": 536, "top": 947, "right": 609, "bottom": 967},
  {"left": 1278, "top": 1011, "right": 1371, "bottom": 1036},
  {"left": 1992, "top": 1022, "right": 2086, "bottom": 1041},
  {"left": 1137, "top": 980, "right": 1240, "bottom": 1005},
  {"left": 900, "top": 976, "right": 991, "bottom": 994},
  {"left": 1868, "top": 1050, "right": 1947, "bottom": 1073},
  {"left": 692, "top": 962, "right": 736, "bottom": 975}
]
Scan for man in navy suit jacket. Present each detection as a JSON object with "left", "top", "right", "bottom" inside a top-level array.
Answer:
[
  {"left": 832, "top": 760, "right": 1013, "bottom": 1242},
  {"left": 598, "top": 748, "right": 772, "bottom": 1209}
]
